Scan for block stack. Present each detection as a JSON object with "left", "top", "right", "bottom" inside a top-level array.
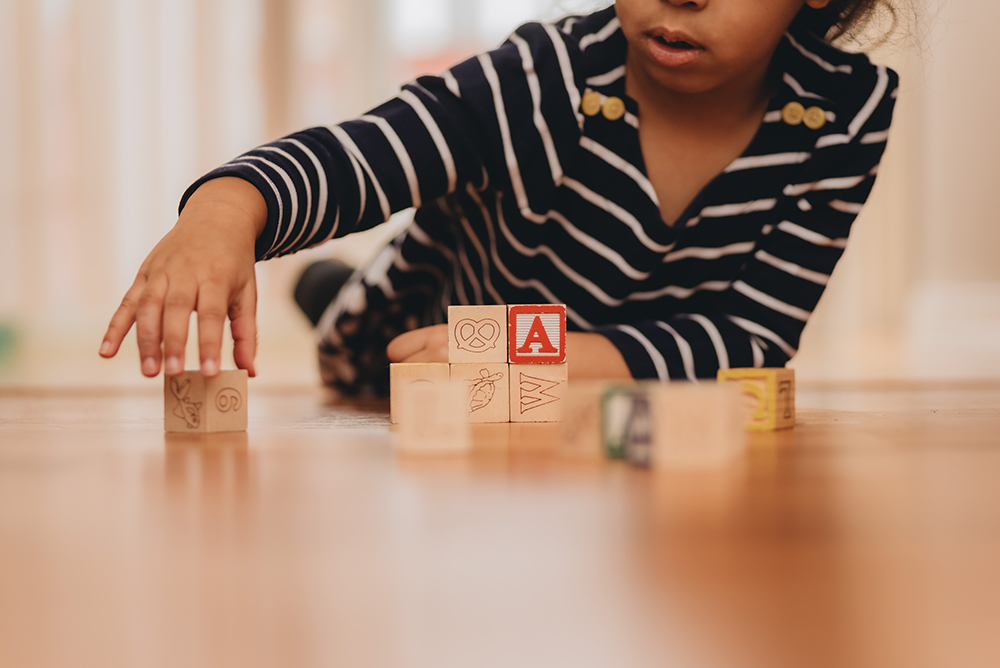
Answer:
[
  {"left": 390, "top": 304, "right": 568, "bottom": 426},
  {"left": 389, "top": 305, "right": 796, "bottom": 465}
]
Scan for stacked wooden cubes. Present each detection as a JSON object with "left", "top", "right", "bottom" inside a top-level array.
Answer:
[{"left": 390, "top": 304, "right": 568, "bottom": 424}]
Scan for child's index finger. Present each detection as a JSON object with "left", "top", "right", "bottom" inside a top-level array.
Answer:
[{"left": 100, "top": 279, "right": 148, "bottom": 358}]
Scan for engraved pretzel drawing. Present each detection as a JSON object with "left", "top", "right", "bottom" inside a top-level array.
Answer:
[
  {"left": 455, "top": 318, "right": 501, "bottom": 352},
  {"left": 169, "top": 377, "right": 202, "bottom": 429}
]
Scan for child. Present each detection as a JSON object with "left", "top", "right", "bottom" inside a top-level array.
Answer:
[{"left": 100, "top": 0, "right": 899, "bottom": 396}]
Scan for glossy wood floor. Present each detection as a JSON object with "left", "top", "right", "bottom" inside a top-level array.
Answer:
[{"left": 2, "top": 382, "right": 999, "bottom": 668}]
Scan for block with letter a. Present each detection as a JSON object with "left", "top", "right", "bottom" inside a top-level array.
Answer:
[
  {"left": 509, "top": 363, "right": 567, "bottom": 422},
  {"left": 507, "top": 304, "right": 566, "bottom": 364}
]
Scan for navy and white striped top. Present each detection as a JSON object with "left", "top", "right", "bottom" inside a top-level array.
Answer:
[{"left": 182, "top": 6, "right": 898, "bottom": 394}]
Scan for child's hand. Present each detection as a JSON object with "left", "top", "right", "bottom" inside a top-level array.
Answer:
[
  {"left": 386, "top": 324, "right": 449, "bottom": 364},
  {"left": 99, "top": 177, "right": 267, "bottom": 378},
  {"left": 385, "top": 326, "right": 634, "bottom": 381}
]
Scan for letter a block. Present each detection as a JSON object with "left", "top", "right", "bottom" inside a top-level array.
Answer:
[
  {"left": 164, "top": 370, "right": 248, "bottom": 433},
  {"left": 508, "top": 304, "right": 566, "bottom": 364},
  {"left": 509, "top": 363, "right": 567, "bottom": 422},
  {"left": 717, "top": 368, "right": 796, "bottom": 431},
  {"left": 448, "top": 305, "right": 508, "bottom": 364}
]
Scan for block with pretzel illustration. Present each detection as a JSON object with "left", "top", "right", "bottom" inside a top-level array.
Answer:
[{"left": 447, "top": 305, "right": 508, "bottom": 364}]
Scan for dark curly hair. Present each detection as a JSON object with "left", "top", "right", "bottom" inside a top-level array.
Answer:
[
  {"left": 563, "top": 1, "right": 913, "bottom": 50},
  {"left": 794, "top": 0, "right": 902, "bottom": 46}
]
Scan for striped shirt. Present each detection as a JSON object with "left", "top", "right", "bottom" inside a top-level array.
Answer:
[{"left": 182, "top": 6, "right": 899, "bottom": 394}]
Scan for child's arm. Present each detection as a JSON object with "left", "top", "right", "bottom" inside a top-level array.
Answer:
[{"left": 101, "top": 21, "right": 584, "bottom": 377}]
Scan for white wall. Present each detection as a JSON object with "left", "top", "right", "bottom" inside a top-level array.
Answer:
[
  {"left": 909, "top": 0, "right": 1000, "bottom": 377},
  {"left": 792, "top": 0, "right": 1000, "bottom": 380}
]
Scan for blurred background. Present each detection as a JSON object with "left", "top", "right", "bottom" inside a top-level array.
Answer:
[{"left": 0, "top": 0, "right": 996, "bottom": 389}]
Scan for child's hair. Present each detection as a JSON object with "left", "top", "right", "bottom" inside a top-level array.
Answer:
[
  {"left": 795, "top": 0, "right": 907, "bottom": 48},
  {"left": 561, "top": 2, "right": 918, "bottom": 50}
]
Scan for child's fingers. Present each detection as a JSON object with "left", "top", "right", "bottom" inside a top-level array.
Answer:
[
  {"left": 100, "top": 278, "right": 146, "bottom": 358},
  {"left": 134, "top": 275, "right": 170, "bottom": 377},
  {"left": 160, "top": 278, "right": 198, "bottom": 377},
  {"left": 196, "top": 282, "right": 229, "bottom": 377},
  {"left": 396, "top": 346, "right": 449, "bottom": 364},
  {"left": 229, "top": 283, "right": 258, "bottom": 377},
  {"left": 386, "top": 328, "right": 428, "bottom": 362},
  {"left": 388, "top": 325, "right": 449, "bottom": 363}
]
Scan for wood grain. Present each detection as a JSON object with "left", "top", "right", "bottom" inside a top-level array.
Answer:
[{"left": 1, "top": 383, "right": 999, "bottom": 668}]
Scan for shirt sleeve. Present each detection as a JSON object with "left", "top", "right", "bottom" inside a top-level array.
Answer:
[
  {"left": 178, "top": 21, "right": 584, "bottom": 262},
  {"left": 595, "top": 67, "right": 900, "bottom": 381}
]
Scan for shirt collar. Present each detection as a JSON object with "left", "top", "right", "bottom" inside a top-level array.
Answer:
[{"left": 576, "top": 7, "right": 853, "bottom": 130}]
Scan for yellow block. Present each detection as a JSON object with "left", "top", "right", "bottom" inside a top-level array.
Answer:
[{"left": 717, "top": 368, "right": 795, "bottom": 431}]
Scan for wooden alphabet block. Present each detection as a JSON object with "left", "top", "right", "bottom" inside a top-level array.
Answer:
[
  {"left": 560, "top": 381, "right": 615, "bottom": 459},
  {"left": 394, "top": 379, "right": 471, "bottom": 455},
  {"left": 717, "top": 368, "right": 795, "bottom": 431},
  {"left": 648, "top": 383, "right": 746, "bottom": 468},
  {"left": 509, "top": 363, "right": 568, "bottom": 422},
  {"left": 164, "top": 370, "right": 248, "bottom": 433},
  {"left": 447, "top": 305, "right": 508, "bottom": 364},
  {"left": 508, "top": 304, "right": 566, "bottom": 364},
  {"left": 450, "top": 363, "right": 510, "bottom": 423},
  {"left": 390, "top": 363, "right": 451, "bottom": 424},
  {"left": 601, "top": 385, "right": 653, "bottom": 463}
]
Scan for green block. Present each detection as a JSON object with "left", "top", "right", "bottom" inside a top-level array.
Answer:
[{"left": 601, "top": 386, "right": 651, "bottom": 461}]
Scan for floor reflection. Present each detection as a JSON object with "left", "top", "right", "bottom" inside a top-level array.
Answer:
[{"left": 164, "top": 431, "right": 251, "bottom": 509}]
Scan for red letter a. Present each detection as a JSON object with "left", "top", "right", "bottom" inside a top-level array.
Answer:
[{"left": 517, "top": 316, "right": 558, "bottom": 354}]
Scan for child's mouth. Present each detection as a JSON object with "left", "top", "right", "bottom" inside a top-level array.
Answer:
[
  {"left": 655, "top": 36, "right": 696, "bottom": 50},
  {"left": 647, "top": 31, "right": 704, "bottom": 68}
]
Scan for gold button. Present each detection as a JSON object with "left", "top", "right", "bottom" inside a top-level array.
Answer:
[
  {"left": 602, "top": 96, "right": 626, "bottom": 121},
  {"left": 803, "top": 105, "right": 826, "bottom": 130},
  {"left": 581, "top": 91, "right": 602, "bottom": 117},
  {"left": 782, "top": 101, "right": 805, "bottom": 125}
]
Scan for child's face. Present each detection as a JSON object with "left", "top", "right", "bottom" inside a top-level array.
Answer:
[{"left": 616, "top": 0, "right": 830, "bottom": 97}]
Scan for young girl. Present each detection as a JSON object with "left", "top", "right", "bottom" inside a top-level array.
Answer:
[{"left": 99, "top": 0, "right": 899, "bottom": 396}]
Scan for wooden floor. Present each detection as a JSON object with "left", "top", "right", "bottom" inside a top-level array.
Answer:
[{"left": 2, "top": 382, "right": 999, "bottom": 668}]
